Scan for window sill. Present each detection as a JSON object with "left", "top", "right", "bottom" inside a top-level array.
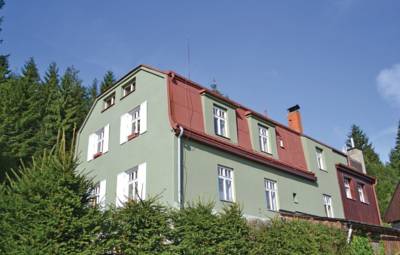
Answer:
[
  {"left": 215, "top": 133, "right": 230, "bottom": 140},
  {"left": 220, "top": 199, "right": 235, "bottom": 204},
  {"left": 319, "top": 168, "right": 328, "bottom": 173},
  {"left": 92, "top": 151, "right": 108, "bottom": 160},
  {"left": 120, "top": 90, "right": 135, "bottom": 100},
  {"left": 128, "top": 133, "right": 139, "bottom": 141},
  {"left": 345, "top": 197, "right": 356, "bottom": 201},
  {"left": 260, "top": 150, "right": 273, "bottom": 156},
  {"left": 101, "top": 103, "right": 115, "bottom": 113}
]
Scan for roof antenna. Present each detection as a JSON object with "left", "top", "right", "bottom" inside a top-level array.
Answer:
[{"left": 187, "top": 38, "right": 191, "bottom": 80}]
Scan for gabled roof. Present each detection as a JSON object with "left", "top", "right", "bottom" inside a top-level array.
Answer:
[{"left": 385, "top": 183, "right": 400, "bottom": 223}]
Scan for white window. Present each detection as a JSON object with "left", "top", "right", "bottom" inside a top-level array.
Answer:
[
  {"left": 265, "top": 179, "right": 278, "bottom": 211},
  {"left": 116, "top": 162, "right": 146, "bottom": 207},
  {"left": 128, "top": 167, "right": 140, "bottom": 200},
  {"left": 120, "top": 101, "right": 147, "bottom": 144},
  {"left": 357, "top": 183, "right": 367, "bottom": 203},
  {"left": 103, "top": 93, "right": 115, "bottom": 110},
  {"left": 90, "top": 180, "right": 106, "bottom": 208},
  {"left": 259, "top": 126, "right": 270, "bottom": 153},
  {"left": 218, "top": 166, "right": 234, "bottom": 202},
  {"left": 344, "top": 178, "right": 352, "bottom": 199},
  {"left": 130, "top": 107, "right": 140, "bottom": 135},
  {"left": 323, "top": 194, "right": 334, "bottom": 218},
  {"left": 96, "top": 128, "right": 105, "bottom": 154},
  {"left": 316, "top": 147, "right": 325, "bottom": 170},
  {"left": 122, "top": 78, "right": 136, "bottom": 97},
  {"left": 87, "top": 124, "right": 109, "bottom": 161},
  {"left": 213, "top": 106, "right": 227, "bottom": 137}
]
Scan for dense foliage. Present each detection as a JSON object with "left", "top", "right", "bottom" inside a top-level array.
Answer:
[{"left": 0, "top": 141, "right": 353, "bottom": 254}]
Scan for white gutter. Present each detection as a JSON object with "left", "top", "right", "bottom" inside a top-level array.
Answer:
[
  {"left": 347, "top": 224, "right": 353, "bottom": 243},
  {"left": 177, "top": 126, "right": 184, "bottom": 209}
]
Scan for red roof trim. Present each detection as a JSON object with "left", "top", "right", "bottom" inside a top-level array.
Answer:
[
  {"left": 336, "top": 163, "right": 376, "bottom": 184},
  {"left": 174, "top": 125, "right": 317, "bottom": 182}
]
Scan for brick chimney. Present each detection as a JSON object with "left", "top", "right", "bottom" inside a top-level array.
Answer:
[{"left": 287, "top": 105, "right": 303, "bottom": 133}]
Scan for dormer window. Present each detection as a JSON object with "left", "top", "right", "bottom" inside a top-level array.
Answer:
[
  {"left": 344, "top": 177, "right": 352, "bottom": 199},
  {"left": 213, "top": 105, "right": 227, "bottom": 137},
  {"left": 122, "top": 78, "right": 136, "bottom": 98},
  {"left": 258, "top": 125, "right": 271, "bottom": 153},
  {"left": 357, "top": 183, "right": 367, "bottom": 203},
  {"left": 103, "top": 93, "right": 115, "bottom": 110},
  {"left": 316, "top": 147, "right": 325, "bottom": 170}
]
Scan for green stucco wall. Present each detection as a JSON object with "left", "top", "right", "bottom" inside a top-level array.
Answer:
[
  {"left": 247, "top": 116, "right": 278, "bottom": 159},
  {"left": 201, "top": 94, "right": 238, "bottom": 144},
  {"left": 301, "top": 136, "right": 347, "bottom": 219},
  {"left": 76, "top": 67, "right": 177, "bottom": 207},
  {"left": 182, "top": 139, "right": 344, "bottom": 219}
]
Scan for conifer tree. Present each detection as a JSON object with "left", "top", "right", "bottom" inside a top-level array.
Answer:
[
  {"left": 0, "top": 0, "right": 9, "bottom": 84},
  {"left": 21, "top": 57, "right": 40, "bottom": 84},
  {"left": 88, "top": 78, "right": 98, "bottom": 106},
  {"left": 59, "top": 66, "right": 89, "bottom": 145},
  {"left": 389, "top": 121, "right": 400, "bottom": 175},
  {"left": 0, "top": 136, "right": 104, "bottom": 254},
  {"left": 100, "top": 70, "right": 116, "bottom": 93}
]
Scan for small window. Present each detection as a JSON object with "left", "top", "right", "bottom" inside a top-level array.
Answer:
[
  {"left": 213, "top": 106, "right": 227, "bottom": 137},
  {"left": 90, "top": 182, "right": 101, "bottom": 207},
  {"left": 218, "top": 165, "right": 234, "bottom": 202},
  {"left": 103, "top": 93, "right": 115, "bottom": 110},
  {"left": 293, "top": 193, "right": 298, "bottom": 204},
  {"left": 344, "top": 178, "right": 352, "bottom": 199},
  {"left": 279, "top": 139, "right": 285, "bottom": 148},
  {"left": 357, "top": 183, "right": 367, "bottom": 203},
  {"left": 316, "top": 147, "right": 325, "bottom": 170},
  {"left": 122, "top": 78, "right": 136, "bottom": 97},
  {"left": 128, "top": 167, "right": 140, "bottom": 200},
  {"left": 265, "top": 179, "right": 278, "bottom": 211},
  {"left": 323, "top": 194, "right": 334, "bottom": 218},
  {"left": 259, "top": 125, "right": 270, "bottom": 153}
]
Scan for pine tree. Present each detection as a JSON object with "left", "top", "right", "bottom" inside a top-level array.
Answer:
[
  {"left": 21, "top": 57, "right": 40, "bottom": 84},
  {"left": 88, "top": 78, "right": 98, "bottom": 106},
  {"left": 100, "top": 70, "right": 116, "bottom": 93},
  {"left": 41, "top": 63, "right": 62, "bottom": 149},
  {"left": 389, "top": 121, "right": 400, "bottom": 175},
  {"left": 346, "top": 125, "right": 382, "bottom": 166},
  {"left": 59, "top": 66, "right": 89, "bottom": 145},
  {"left": 0, "top": 137, "right": 104, "bottom": 254}
]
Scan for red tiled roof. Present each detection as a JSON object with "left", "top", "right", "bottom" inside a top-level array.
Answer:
[{"left": 166, "top": 72, "right": 316, "bottom": 181}]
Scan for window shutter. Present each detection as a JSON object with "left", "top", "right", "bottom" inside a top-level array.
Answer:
[
  {"left": 99, "top": 179, "right": 106, "bottom": 208},
  {"left": 87, "top": 133, "right": 96, "bottom": 161},
  {"left": 137, "top": 162, "right": 147, "bottom": 200},
  {"left": 116, "top": 171, "right": 129, "bottom": 207},
  {"left": 140, "top": 101, "right": 147, "bottom": 134},
  {"left": 103, "top": 124, "right": 110, "bottom": 152},
  {"left": 120, "top": 113, "right": 129, "bottom": 144}
]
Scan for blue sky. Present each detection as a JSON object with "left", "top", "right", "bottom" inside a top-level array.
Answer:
[{"left": 2, "top": 0, "right": 400, "bottom": 162}]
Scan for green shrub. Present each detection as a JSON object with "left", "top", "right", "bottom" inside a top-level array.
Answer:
[
  {"left": 251, "top": 218, "right": 349, "bottom": 255},
  {"left": 348, "top": 235, "right": 374, "bottom": 255}
]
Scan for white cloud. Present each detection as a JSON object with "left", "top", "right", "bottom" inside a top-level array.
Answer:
[{"left": 377, "top": 64, "right": 400, "bottom": 106}]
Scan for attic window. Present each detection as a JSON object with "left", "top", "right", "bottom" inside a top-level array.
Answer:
[
  {"left": 103, "top": 93, "right": 115, "bottom": 111},
  {"left": 122, "top": 78, "right": 136, "bottom": 98}
]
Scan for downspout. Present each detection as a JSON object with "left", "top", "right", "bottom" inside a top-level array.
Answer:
[
  {"left": 347, "top": 224, "right": 353, "bottom": 244},
  {"left": 177, "top": 126, "right": 184, "bottom": 209}
]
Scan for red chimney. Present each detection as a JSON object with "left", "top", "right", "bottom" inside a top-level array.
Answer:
[{"left": 287, "top": 105, "right": 303, "bottom": 133}]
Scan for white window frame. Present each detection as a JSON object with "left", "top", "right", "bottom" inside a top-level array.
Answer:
[
  {"left": 128, "top": 167, "right": 140, "bottom": 201},
  {"left": 217, "top": 165, "right": 234, "bottom": 202},
  {"left": 95, "top": 128, "right": 105, "bottom": 154},
  {"left": 344, "top": 177, "right": 352, "bottom": 199},
  {"left": 91, "top": 182, "right": 101, "bottom": 207},
  {"left": 129, "top": 106, "right": 141, "bottom": 135},
  {"left": 265, "top": 179, "right": 278, "bottom": 211},
  {"left": 323, "top": 194, "right": 334, "bottom": 218},
  {"left": 259, "top": 125, "right": 271, "bottom": 153},
  {"left": 357, "top": 183, "right": 367, "bottom": 203},
  {"left": 316, "top": 147, "right": 325, "bottom": 170},
  {"left": 213, "top": 106, "right": 227, "bottom": 137},
  {"left": 122, "top": 78, "right": 136, "bottom": 97}
]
